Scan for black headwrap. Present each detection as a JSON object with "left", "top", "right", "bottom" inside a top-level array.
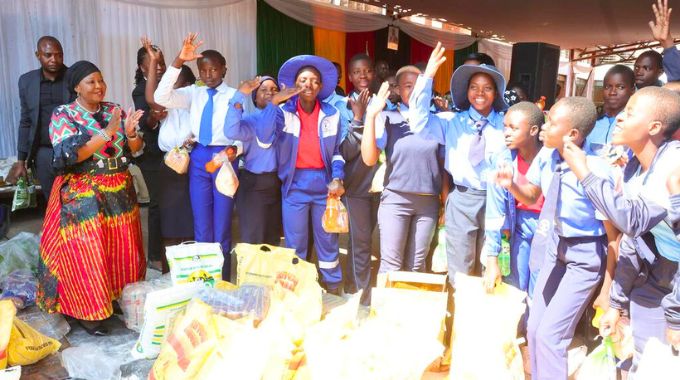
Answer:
[{"left": 66, "top": 60, "right": 101, "bottom": 96}]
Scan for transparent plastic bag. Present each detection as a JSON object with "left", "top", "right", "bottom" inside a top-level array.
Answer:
[
  {"left": 16, "top": 307, "right": 70, "bottom": 341},
  {"left": 0, "top": 232, "right": 40, "bottom": 279},
  {"left": 636, "top": 338, "right": 680, "bottom": 380},
  {"left": 11, "top": 177, "right": 36, "bottom": 212},
  {"left": 197, "top": 284, "right": 271, "bottom": 322},
  {"left": 164, "top": 147, "right": 190, "bottom": 174},
  {"left": 0, "top": 269, "right": 37, "bottom": 309},
  {"left": 120, "top": 275, "right": 172, "bottom": 332},
  {"left": 575, "top": 337, "right": 617, "bottom": 380},
  {"left": 215, "top": 162, "right": 239, "bottom": 197},
  {"left": 322, "top": 196, "right": 349, "bottom": 233},
  {"left": 61, "top": 345, "right": 121, "bottom": 380}
]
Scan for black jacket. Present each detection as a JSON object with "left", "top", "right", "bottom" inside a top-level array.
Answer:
[{"left": 17, "top": 67, "right": 70, "bottom": 162}]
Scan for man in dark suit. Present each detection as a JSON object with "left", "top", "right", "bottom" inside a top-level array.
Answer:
[{"left": 7, "top": 36, "right": 70, "bottom": 200}]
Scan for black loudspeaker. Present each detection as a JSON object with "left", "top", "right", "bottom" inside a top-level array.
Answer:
[{"left": 509, "top": 42, "right": 560, "bottom": 109}]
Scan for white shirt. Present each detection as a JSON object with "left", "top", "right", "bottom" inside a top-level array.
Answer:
[
  {"left": 158, "top": 108, "right": 191, "bottom": 152},
  {"left": 154, "top": 65, "right": 238, "bottom": 147}
]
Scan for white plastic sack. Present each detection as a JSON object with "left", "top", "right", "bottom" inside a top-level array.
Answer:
[
  {"left": 450, "top": 273, "right": 527, "bottom": 380},
  {"left": 166, "top": 242, "right": 224, "bottom": 287},
  {"left": 215, "top": 162, "right": 239, "bottom": 197},
  {"left": 635, "top": 338, "right": 680, "bottom": 380},
  {"left": 131, "top": 282, "right": 203, "bottom": 359}
]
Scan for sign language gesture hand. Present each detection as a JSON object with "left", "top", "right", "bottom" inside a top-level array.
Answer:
[
  {"left": 650, "top": 0, "right": 674, "bottom": 49},
  {"left": 425, "top": 42, "right": 447, "bottom": 79},
  {"left": 178, "top": 32, "right": 204, "bottom": 62},
  {"left": 349, "top": 89, "right": 371, "bottom": 122},
  {"left": 271, "top": 84, "right": 303, "bottom": 106},
  {"left": 367, "top": 81, "right": 390, "bottom": 117},
  {"left": 124, "top": 108, "right": 144, "bottom": 137},
  {"left": 141, "top": 36, "right": 162, "bottom": 62},
  {"left": 238, "top": 77, "right": 262, "bottom": 96}
]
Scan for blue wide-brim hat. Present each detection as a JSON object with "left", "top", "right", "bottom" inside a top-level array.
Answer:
[
  {"left": 450, "top": 64, "right": 508, "bottom": 111},
  {"left": 278, "top": 55, "right": 338, "bottom": 100}
]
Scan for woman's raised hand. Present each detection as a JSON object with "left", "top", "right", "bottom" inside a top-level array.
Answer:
[
  {"left": 124, "top": 108, "right": 145, "bottom": 137},
  {"left": 367, "top": 81, "right": 390, "bottom": 116},
  {"left": 271, "top": 84, "right": 303, "bottom": 106},
  {"left": 238, "top": 76, "right": 262, "bottom": 96},
  {"left": 141, "top": 36, "right": 162, "bottom": 62}
]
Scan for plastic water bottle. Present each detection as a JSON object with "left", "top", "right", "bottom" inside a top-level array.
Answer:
[{"left": 499, "top": 230, "right": 511, "bottom": 277}]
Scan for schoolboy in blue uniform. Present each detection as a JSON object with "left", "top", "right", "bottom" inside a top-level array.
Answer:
[
  {"left": 562, "top": 86, "right": 680, "bottom": 373},
  {"left": 483, "top": 101, "right": 544, "bottom": 294},
  {"left": 154, "top": 33, "right": 241, "bottom": 278},
  {"left": 258, "top": 55, "right": 346, "bottom": 292},
  {"left": 224, "top": 76, "right": 282, "bottom": 245},
  {"left": 585, "top": 65, "right": 635, "bottom": 157},
  {"left": 409, "top": 43, "right": 508, "bottom": 287},
  {"left": 495, "top": 97, "right": 618, "bottom": 380}
]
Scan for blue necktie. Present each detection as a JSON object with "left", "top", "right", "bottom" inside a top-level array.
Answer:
[
  {"left": 199, "top": 88, "right": 218, "bottom": 146},
  {"left": 528, "top": 160, "right": 563, "bottom": 273},
  {"left": 468, "top": 117, "right": 488, "bottom": 166}
]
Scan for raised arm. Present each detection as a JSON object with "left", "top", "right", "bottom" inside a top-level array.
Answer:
[
  {"left": 361, "top": 83, "right": 388, "bottom": 166},
  {"left": 154, "top": 33, "right": 203, "bottom": 109},
  {"left": 340, "top": 89, "right": 370, "bottom": 163},
  {"left": 563, "top": 138, "right": 668, "bottom": 236},
  {"left": 649, "top": 0, "right": 680, "bottom": 81},
  {"left": 496, "top": 160, "right": 543, "bottom": 206},
  {"left": 224, "top": 77, "right": 261, "bottom": 142},
  {"left": 408, "top": 43, "right": 448, "bottom": 144}
]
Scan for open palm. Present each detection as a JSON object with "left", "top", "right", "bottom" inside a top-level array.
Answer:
[{"left": 178, "top": 32, "right": 204, "bottom": 62}]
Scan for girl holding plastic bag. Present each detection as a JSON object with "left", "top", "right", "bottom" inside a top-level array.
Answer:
[
  {"left": 257, "top": 55, "right": 346, "bottom": 294},
  {"left": 361, "top": 70, "right": 445, "bottom": 274},
  {"left": 142, "top": 37, "right": 196, "bottom": 273},
  {"left": 223, "top": 76, "right": 283, "bottom": 245}
]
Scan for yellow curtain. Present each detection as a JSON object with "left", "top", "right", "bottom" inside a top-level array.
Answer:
[
  {"left": 434, "top": 50, "right": 454, "bottom": 95},
  {"left": 313, "top": 27, "right": 347, "bottom": 91}
]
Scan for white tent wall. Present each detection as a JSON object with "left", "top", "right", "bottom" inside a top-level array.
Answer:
[{"left": 0, "top": 0, "right": 256, "bottom": 158}]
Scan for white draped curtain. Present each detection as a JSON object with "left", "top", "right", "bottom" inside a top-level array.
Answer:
[
  {"left": 264, "top": 0, "right": 476, "bottom": 50},
  {"left": 478, "top": 39, "right": 513, "bottom": 80},
  {"left": 0, "top": 0, "right": 256, "bottom": 158}
]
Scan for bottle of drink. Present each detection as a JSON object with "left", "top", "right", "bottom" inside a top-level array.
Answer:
[
  {"left": 535, "top": 96, "right": 546, "bottom": 111},
  {"left": 498, "top": 230, "right": 511, "bottom": 277}
]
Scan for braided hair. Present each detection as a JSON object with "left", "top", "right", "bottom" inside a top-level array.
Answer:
[{"left": 135, "top": 46, "right": 147, "bottom": 86}]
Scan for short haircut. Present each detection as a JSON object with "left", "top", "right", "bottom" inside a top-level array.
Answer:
[
  {"left": 636, "top": 50, "right": 663, "bottom": 69},
  {"left": 604, "top": 64, "right": 635, "bottom": 88},
  {"left": 464, "top": 52, "right": 496, "bottom": 67},
  {"left": 296, "top": 65, "right": 322, "bottom": 82},
  {"left": 348, "top": 54, "right": 373, "bottom": 69},
  {"left": 507, "top": 101, "right": 544, "bottom": 128},
  {"left": 199, "top": 50, "right": 226, "bottom": 67},
  {"left": 36, "top": 35, "right": 62, "bottom": 51},
  {"left": 635, "top": 86, "right": 680, "bottom": 139},
  {"left": 553, "top": 97, "right": 598, "bottom": 136},
  {"left": 507, "top": 81, "right": 528, "bottom": 95},
  {"left": 395, "top": 65, "right": 421, "bottom": 82}
]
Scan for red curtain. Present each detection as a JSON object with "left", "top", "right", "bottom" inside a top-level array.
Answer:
[
  {"left": 344, "top": 31, "right": 376, "bottom": 93},
  {"left": 409, "top": 38, "right": 431, "bottom": 67}
]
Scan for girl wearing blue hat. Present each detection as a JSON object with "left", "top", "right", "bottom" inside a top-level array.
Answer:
[
  {"left": 223, "top": 76, "right": 284, "bottom": 245},
  {"left": 409, "top": 43, "right": 509, "bottom": 288},
  {"left": 258, "top": 55, "right": 346, "bottom": 293}
]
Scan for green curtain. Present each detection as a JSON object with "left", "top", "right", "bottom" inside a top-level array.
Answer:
[
  {"left": 257, "top": 0, "right": 314, "bottom": 77},
  {"left": 453, "top": 41, "right": 478, "bottom": 70}
]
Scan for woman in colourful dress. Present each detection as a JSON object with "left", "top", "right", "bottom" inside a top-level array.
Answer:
[{"left": 38, "top": 60, "right": 146, "bottom": 335}]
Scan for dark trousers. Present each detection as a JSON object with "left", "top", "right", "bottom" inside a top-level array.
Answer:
[
  {"left": 34, "top": 146, "right": 56, "bottom": 200},
  {"left": 343, "top": 194, "right": 380, "bottom": 303},
  {"left": 138, "top": 154, "right": 163, "bottom": 262},
  {"left": 235, "top": 170, "right": 282, "bottom": 246}
]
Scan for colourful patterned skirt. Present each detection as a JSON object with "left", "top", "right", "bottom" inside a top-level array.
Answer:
[{"left": 37, "top": 169, "right": 146, "bottom": 321}]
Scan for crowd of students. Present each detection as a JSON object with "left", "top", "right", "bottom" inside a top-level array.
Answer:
[{"left": 6, "top": 0, "right": 680, "bottom": 377}]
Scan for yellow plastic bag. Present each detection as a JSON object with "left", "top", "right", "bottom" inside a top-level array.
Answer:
[
  {"left": 450, "top": 273, "right": 527, "bottom": 380},
  {"left": 233, "top": 243, "right": 323, "bottom": 327},
  {"left": 322, "top": 196, "right": 349, "bottom": 233},
  {"left": 149, "top": 300, "right": 218, "bottom": 380},
  {"left": 0, "top": 300, "right": 16, "bottom": 369},
  {"left": 7, "top": 318, "right": 60, "bottom": 366}
]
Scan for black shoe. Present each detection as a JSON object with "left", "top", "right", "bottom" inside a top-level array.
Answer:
[
  {"left": 78, "top": 320, "right": 109, "bottom": 336},
  {"left": 112, "top": 300, "right": 124, "bottom": 315}
]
